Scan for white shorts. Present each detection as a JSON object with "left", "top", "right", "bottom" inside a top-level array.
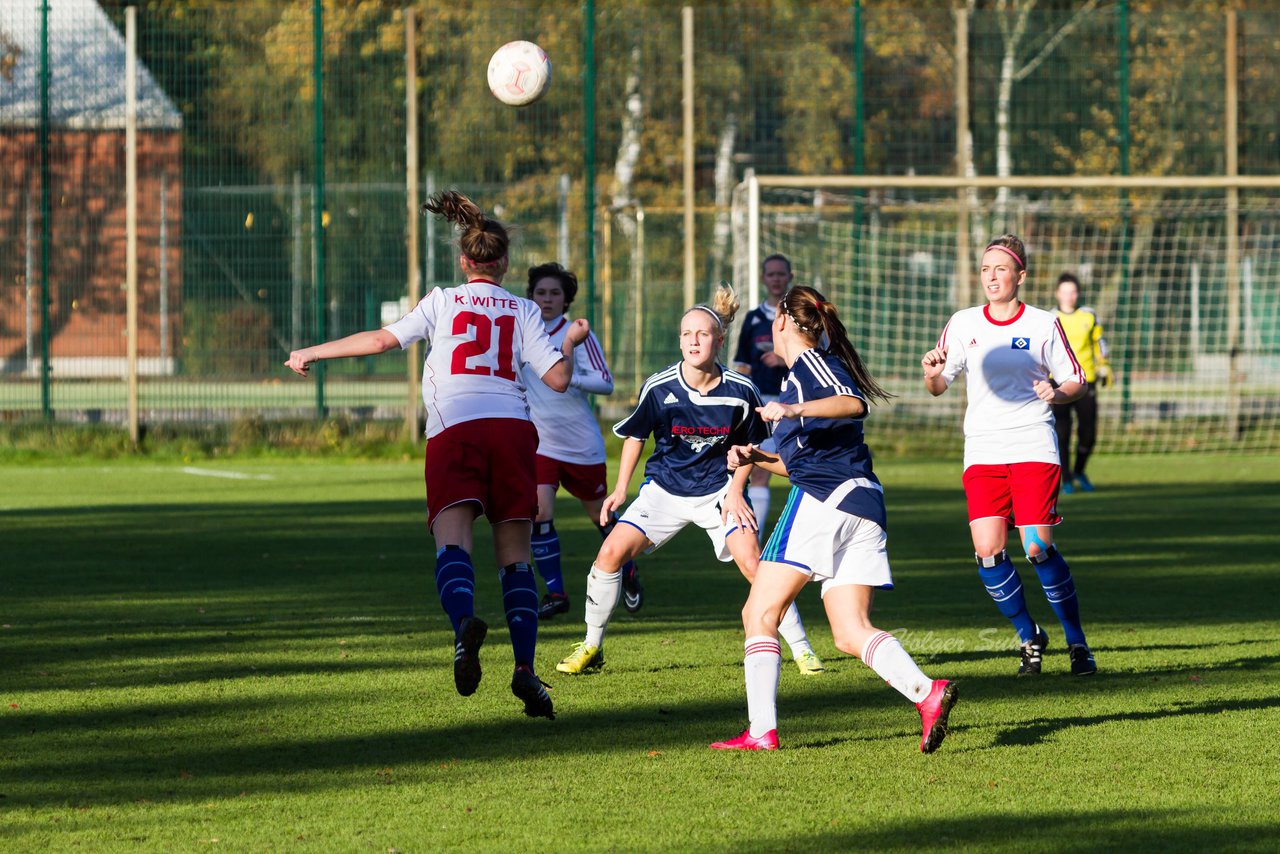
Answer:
[
  {"left": 618, "top": 479, "right": 747, "bottom": 562},
  {"left": 761, "top": 486, "right": 893, "bottom": 595}
]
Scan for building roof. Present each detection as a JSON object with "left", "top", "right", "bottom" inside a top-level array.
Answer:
[{"left": 0, "top": 0, "right": 181, "bottom": 130}]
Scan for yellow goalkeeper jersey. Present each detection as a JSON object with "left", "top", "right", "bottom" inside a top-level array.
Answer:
[{"left": 1055, "top": 307, "right": 1110, "bottom": 383}]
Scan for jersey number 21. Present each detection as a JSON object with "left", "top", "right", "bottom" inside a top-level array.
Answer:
[{"left": 451, "top": 311, "right": 516, "bottom": 380}]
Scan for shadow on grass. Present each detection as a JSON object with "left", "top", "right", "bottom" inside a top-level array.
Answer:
[{"left": 986, "top": 694, "right": 1280, "bottom": 749}]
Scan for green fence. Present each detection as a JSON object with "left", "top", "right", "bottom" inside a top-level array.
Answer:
[{"left": 1, "top": 1, "right": 1278, "bottom": 451}]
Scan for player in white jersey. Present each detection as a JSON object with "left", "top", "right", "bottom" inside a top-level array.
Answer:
[
  {"left": 713, "top": 286, "right": 956, "bottom": 753},
  {"left": 520, "top": 262, "right": 642, "bottom": 621},
  {"left": 285, "top": 191, "right": 589, "bottom": 719},
  {"left": 921, "top": 234, "right": 1097, "bottom": 677},
  {"left": 555, "top": 283, "right": 825, "bottom": 677}
]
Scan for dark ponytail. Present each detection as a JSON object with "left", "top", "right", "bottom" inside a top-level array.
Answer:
[
  {"left": 780, "top": 285, "right": 893, "bottom": 404},
  {"left": 422, "top": 190, "right": 511, "bottom": 274}
]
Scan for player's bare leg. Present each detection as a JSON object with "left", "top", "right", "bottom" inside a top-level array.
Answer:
[
  {"left": 727, "top": 528, "right": 820, "bottom": 672},
  {"left": 823, "top": 584, "right": 956, "bottom": 753}
]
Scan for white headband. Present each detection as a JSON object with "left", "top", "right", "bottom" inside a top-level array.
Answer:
[{"left": 687, "top": 305, "right": 724, "bottom": 331}]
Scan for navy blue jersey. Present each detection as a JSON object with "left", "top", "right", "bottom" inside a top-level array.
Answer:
[
  {"left": 614, "top": 362, "right": 769, "bottom": 498},
  {"left": 733, "top": 304, "right": 787, "bottom": 396},
  {"left": 773, "top": 348, "right": 886, "bottom": 530}
]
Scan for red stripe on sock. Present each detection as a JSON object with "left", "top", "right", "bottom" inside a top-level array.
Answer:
[
  {"left": 862, "top": 631, "right": 892, "bottom": 667},
  {"left": 745, "top": 641, "right": 781, "bottom": 657}
]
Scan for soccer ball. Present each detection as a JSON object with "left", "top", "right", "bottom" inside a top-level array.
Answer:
[{"left": 486, "top": 41, "right": 551, "bottom": 107}]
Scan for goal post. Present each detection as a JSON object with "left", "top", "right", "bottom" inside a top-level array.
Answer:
[{"left": 732, "top": 174, "right": 1280, "bottom": 454}]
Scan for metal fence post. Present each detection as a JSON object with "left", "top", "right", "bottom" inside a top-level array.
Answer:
[
  {"left": 583, "top": 0, "right": 597, "bottom": 327},
  {"left": 312, "top": 0, "right": 327, "bottom": 416},
  {"left": 39, "top": 0, "right": 52, "bottom": 421}
]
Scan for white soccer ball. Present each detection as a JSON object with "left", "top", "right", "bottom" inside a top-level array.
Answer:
[{"left": 486, "top": 41, "right": 551, "bottom": 107}]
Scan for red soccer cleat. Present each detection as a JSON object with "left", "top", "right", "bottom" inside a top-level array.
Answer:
[
  {"left": 916, "top": 679, "right": 958, "bottom": 753},
  {"left": 710, "top": 728, "right": 779, "bottom": 751}
]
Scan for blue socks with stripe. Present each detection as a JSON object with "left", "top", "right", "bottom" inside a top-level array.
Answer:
[
  {"left": 501, "top": 562, "right": 539, "bottom": 667},
  {"left": 1029, "top": 546, "right": 1087, "bottom": 647},
  {"left": 531, "top": 521, "right": 564, "bottom": 595},
  {"left": 976, "top": 551, "right": 1038, "bottom": 644},
  {"left": 435, "top": 545, "right": 475, "bottom": 636}
]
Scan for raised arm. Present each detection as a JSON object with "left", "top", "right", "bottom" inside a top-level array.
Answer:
[
  {"left": 539, "top": 319, "right": 591, "bottom": 392},
  {"left": 285, "top": 329, "right": 400, "bottom": 377},
  {"left": 921, "top": 346, "right": 950, "bottom": 397}
]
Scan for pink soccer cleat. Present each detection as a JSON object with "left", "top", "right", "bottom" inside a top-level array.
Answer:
[
  {"left": 710, "top": 728, "right": 779, "bottom": 751},
  {"left": 916, "top": 679, "right": 958, "bottom": 753}
]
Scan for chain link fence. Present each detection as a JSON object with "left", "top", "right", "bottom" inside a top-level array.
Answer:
[{"left": 2, "top": 1, "right": 1277, "bottom": 450}]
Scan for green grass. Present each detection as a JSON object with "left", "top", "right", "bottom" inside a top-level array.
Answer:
[{"left": 2, "top": 455, "right": 1279, "bottom": 851}]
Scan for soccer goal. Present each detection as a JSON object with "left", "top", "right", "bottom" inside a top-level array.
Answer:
[{"left": 732, "top": 174, "right": 1280, "bottom": 454}]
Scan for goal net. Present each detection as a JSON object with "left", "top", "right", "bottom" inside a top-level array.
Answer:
[{"left": 732, "top": 179, "right": 1280, "bottom": 455}]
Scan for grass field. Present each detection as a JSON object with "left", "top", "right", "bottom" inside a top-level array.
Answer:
[{"left": 3, "top": 454, "right": 1279, "bottom": 851}]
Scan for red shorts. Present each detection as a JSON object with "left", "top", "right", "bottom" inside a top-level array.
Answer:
[
  {"left": 535, "top": 454, "right": 608, "bottom": 503},
  {"left": 962, "top": 462, "right": 1063, "bottom": 528},
  {"left": 424, "top": 418, "right": 538, "bottom": 528}
]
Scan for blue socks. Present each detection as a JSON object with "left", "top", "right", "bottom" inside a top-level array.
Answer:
[
  {"left": 435, "top": 545, "right": 475, "bottom": 636},
  {"left": 531, "top": 521, "right": 564, "bottom": 595},
  {"left": 1030, "top": 546, "right": 1087, "bottom": 647},
  {"left": 501, "top": 562, "right": 540, "bottom": 666},
  {"left": 976, "top": 551, "right": 1039, "bottom": 644}
]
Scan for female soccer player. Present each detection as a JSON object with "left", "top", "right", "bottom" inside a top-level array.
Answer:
[
  {"left": 737, "top": 250, "right": 793, "bottom": 540},
  {"left": 521, "top": 262, "right": 643, "bottom": 620},
  {"left": 286, "top": 191, "right": 588, "bottom": 719},
  {"left": 556, "top": 283, "right": 824, "bottom": 677},
  {"left": 1052, "top": 272, "right": 1111, "bottom": 494},
  {"left": 921, "top": 234, "right": 1097, "bottom": 677},
  {"left": 733, "top": 254, "right": 794, "bottom": 542},
  {"left": 711, "top": 286, "right": 956, "bottom": 753}
]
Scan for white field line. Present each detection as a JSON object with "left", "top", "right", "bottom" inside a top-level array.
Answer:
[{"left": 180, "top": 466, "right": 275, "bottom": 481}]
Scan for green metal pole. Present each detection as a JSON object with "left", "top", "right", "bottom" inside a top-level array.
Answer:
[
  {"left": 851, "top": 0, "right": 866, "bottom": 340},
  {"left": 583, "top": 0, "right": 597, "bottom": 328},
  {"left": 1116, "top": 0, "right": 1132, "bottom": 422},
  {"left": 312, "top": 0, "right": 327, "bottom": 416},
  {"left": 39, "top": 0, "right": 51, "bottom": 421}
]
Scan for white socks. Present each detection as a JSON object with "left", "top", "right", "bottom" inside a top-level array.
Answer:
[
  {"left": 748, "top": 485, "right": 771, "bottom": 543},
  {"left": 778, "top": 601, "right": 813, "bottom": 659},
  {"left": 583, "top": 564, "right": 621, "bottom": 648},
  {"left": 744, "top": 635, "right": 781, "bottom": 737},
  {"left": 860, "top": 631, "right": 931, "bottom": 704}
]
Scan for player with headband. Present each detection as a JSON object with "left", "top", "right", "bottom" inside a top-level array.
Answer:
[
  {"left": 921, "top": 233, "right": 1098, "bottom": 677},
  {"left": 555, "top": 283, "right": 824, "bottom": 677}
]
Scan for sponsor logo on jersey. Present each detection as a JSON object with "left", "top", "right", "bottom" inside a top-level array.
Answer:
[
  {"left": 672, "top": 424, "right": 730, "bottom": 453},
  {"left": 1011, "top": 337, "right": 1030, "bottom": 350},
  {"left": 663, "top": 392, "right": 678, "bottom": 405}
]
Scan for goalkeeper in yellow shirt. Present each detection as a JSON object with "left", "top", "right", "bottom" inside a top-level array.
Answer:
[{"left": 1053, "top": 273, "right": 1111, "bottom": 493}]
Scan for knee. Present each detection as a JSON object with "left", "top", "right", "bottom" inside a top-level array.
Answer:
[
  {"left": 831, "top": 632, "right": 862, "bottom": 658},
  {"left": 595, "top": 539, "right": 630, "bottom": 572},
  {"left": 1021, "top": 528, "right": 1052, "bottom": 559}
]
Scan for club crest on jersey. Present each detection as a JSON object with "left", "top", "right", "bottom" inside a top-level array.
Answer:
[{"left": 1011, "top": 337, "right": 1031, "bottom": 350}]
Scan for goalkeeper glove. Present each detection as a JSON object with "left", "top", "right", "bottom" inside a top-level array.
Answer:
[{"left": 1096, "top": 366, "right": 1112, "bottom": 388}]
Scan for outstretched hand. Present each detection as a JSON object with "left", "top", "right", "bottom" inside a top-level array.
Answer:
[
  {"left": 285, "top": 349, "right": 317, "bottom": 377},
  {"left": 756, "top": 401, "right": 800, "bottom": 423}
]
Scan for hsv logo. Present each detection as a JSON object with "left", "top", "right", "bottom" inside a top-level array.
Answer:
[
  {"left": 673, "top": 424, "right": 730, "bottom": 453},
  {"left": 1011, "top": 337, "right": 1031, "bottom": 350}
]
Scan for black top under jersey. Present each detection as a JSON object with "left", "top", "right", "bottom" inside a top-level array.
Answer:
[
  {"left": 733, "top": 304, "right": 787, "bottom": 396},
  {"left": 613, "top": 362, "right": 768, "bottom": 498},
  {"left": 773, "top": 348, "right": 887, "bottom": 530}
]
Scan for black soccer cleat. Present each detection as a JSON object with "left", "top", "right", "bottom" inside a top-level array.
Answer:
[
  {"left": 1068, "top": 643, "right": 1098, "bottom": 676},
  {"left": 1017, "top": 626, "right": 1049, "bottom": 677},
  {"left": 511, "top": 664, "right": 556, "bottom": 719},
  {"left": 453, "top": 616, "right": 487, "bottom": 697},
  {"left": 621, "top": 564, "right": 645, "bottom": 614},
  {"left": 537, "top": 592, "right": 570, "bottom": 620}
]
